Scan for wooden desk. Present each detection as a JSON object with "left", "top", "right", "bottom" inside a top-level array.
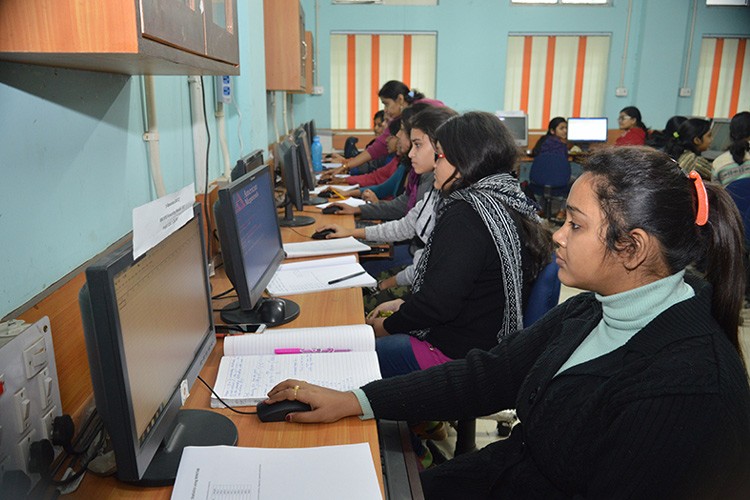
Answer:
[{"left": 64, "top": 209, "right": 389, "bottom": 499}]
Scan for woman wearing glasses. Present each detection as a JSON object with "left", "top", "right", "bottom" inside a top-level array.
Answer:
[{"left": 615, "top": 105, "right": 648, "bottom": 146}]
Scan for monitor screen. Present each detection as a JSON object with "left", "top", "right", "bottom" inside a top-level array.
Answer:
[
  {"left": 496, "top": 112, "right": 528, "bottom": 147},
  {"left": 230, "top": 149, "right": 264, "bottom": 182},
  {"left": 213, "top": 164, "right": 300, "bottom": 326},
  {"left": 703, "top": 118, "right": 732, "bottom": 160},
  {"left": 567, "top": 117, "right": 609, "bottom": 142},
  {"left": 79, "top": 205, "right": 237, "bottom": 485},
  {"left": 275, "top": 137, "right": 315, "bottom": 227},
  {"left": 294, "top": 127, "right": 327, "bottom": 205}
]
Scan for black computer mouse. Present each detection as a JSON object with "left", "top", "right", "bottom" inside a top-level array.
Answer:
[
  {"left": 322, "top": 205, "right": 343, "bottom": 215},
  {"left": 311, "top": 229, "right": 335, "bottom": 240},
  {"left": 258, "top": 299, "right": 286, "bottom": 324},
  {"left": 256, "top": 400, "right": 312, "bottom": 422},
  {"left": 318, "top": 190, "right": 334, "bottom": 199}
]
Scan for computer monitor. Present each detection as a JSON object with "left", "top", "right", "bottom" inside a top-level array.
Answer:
[
  {"left": 496, "top": 111, "right": 528, "bottom": 148},
  {"left": 230, "top": 149, "right": 264, "bottom": 182},
  {"left": 703, "top": 118, "right": 732, "bottom": 161},
  {"left": 293, "top": 127, "right": 326, "bottom": 205},
  {"left": 79, "top": 205, "right": 237, "bottom": 486},
  {"left": 567, "top": 117, "right": 609, "bottom": 142},
  {"left": 275, "top": 136, "right": 315, "bottom": 227},
  {"left": 213, "top": 164, "right": 300, "bottom": 326},
  {"left": 303, "top": 119, "right": 317, "bottom": 147}
]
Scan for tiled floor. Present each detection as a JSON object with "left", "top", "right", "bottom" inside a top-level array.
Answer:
[{"left": 430, "top": 284, "right": 750, "bottom": 460}]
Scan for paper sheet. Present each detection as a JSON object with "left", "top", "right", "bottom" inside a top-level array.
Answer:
[
  {"left": 283, "top": 236, "right": 371, "bottom": 259},
  {"left": 171, "top": 443, "right": 381, "bottom": 500},
  {"left": 316, "top": 198, "right": 368, "bottom": 208},
  {"left": 223, "top": 324, "right": 375, "bottom": 356},
  {"left": 266, "top": 255, "right": 375, "bottom": 295},
  {"left": 132, "top": 184, "right": 195, "bottom": 260}
]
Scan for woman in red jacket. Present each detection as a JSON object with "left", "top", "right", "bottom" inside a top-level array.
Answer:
[{"left": 614, "top": 105, "right": 648, "bottom": 146}]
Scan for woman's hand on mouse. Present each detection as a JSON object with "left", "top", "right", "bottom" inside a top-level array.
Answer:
[
  {"left": 328, "top": 203, "right": 361, "bottom": 215},
  {"left": 265, "top": 379, "right": 362, "bottom": 423},
  {"left": 316, "top": 224, "right": 365, "bottom": 240}
]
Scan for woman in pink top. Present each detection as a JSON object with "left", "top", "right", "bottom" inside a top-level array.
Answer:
[{"left": 614, "top": 106, "right": 648, "bottom": 146}]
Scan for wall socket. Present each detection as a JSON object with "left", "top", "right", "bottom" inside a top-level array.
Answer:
[
  {"left": 679, "top": 87, "right": 692, "bottom": 97},
  {"left": 615, "top": 87, "right": 629, "bottom": 97},
  {"left": 0, "top": 317, "right": 62, "bottom": 492}
]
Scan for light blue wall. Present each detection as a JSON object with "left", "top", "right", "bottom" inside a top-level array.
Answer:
[
  {"left": 0, "top": 0, "right": 268, "bottom": 318},
  {"left": 295, "top": 0, "right": 750, "bottom": 129}
]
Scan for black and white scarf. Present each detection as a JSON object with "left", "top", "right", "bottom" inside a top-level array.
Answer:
[{"left": 410, "top": 173, "right": 541, "bottom": 342}]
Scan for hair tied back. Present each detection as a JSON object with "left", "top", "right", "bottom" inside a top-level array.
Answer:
[{"left": 688, "top": 170, "right": 709, "bottom": 226}]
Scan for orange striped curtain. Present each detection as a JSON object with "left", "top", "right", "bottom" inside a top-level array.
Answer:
[
  {"left": 693, "top": 37, "right": 749, "bottom": 119},
  {"left": 330, "top": 33, "right": 437, "bottom": 130},
  {"left": 504, "top": 34, "right": 610, "bottom": 130}
]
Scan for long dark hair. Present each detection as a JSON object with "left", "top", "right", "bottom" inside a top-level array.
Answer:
[
  {"left": 646, "top": 115, "right": 687, "bottom": 150},
  {"left": 436, "top": 111, "right": 552, "bottom": 279},
  {"left": 584, "top": 147, "right": 744, "bottom": 350},
  {"left": 729, "top": 111, "right": 750, "bottom": 165},
  {"left": 378, "top": 80, "right": 425, "bottom": 104},
  {"left": 621, "top": 106, "right": 648, "bottom": 131},
  {"left": 665, "top": 118, "right": 712, "bottom": 160},
  {"left": 531, "top": 116, "right": 567, "bottom": 157}
]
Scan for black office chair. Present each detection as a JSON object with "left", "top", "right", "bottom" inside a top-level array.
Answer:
[
  {"left": 528, "top": 153, "right": 572, "bottom": 220},
  {"left": 452, "top": 258, "right": 562, "bottom": 456},
  {"left": 725, "top": 178, "right": 750, "bottom": 303}
]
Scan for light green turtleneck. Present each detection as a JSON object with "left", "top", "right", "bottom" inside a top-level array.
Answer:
[{"left": 555, "top": 270, "right": 694, "bottom": 376}]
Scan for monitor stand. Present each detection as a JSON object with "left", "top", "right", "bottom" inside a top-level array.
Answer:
[
  {"left": 302, "top": 190, "right": 327, "bottom": 206},
  {"left": 278, "top": 198, "right": 315, "bottom": 227},
  {"left": 220, "top": 297, "right": 300, "bottom": 327},
  {"left": 136, "top": 409, "right": 237, "bottom": 487}
]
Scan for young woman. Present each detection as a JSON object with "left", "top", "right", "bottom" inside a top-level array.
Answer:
[
  {"left": 614, "top": 105, "right": 648, "bottom": 146},
  {"left": 530, "top": 116, "right": 568, "bottom": 158},
  {"left": 665, "top": 117, "right": 714, "bottom": 180},
  {"left": 265, "top": 146, "right": 750, "bottom": 498},
  {"left": 363, "top": 112, "right": 551, "bottom": 377},
  {"left": 713, "top": 111, "right": 750, "bottom": 186},
  {"left": 645, "top": 115, "right": 687, "bottom": 151}
]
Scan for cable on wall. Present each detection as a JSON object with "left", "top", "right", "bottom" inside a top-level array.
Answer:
[
  {"left": 143, "top": 75, "right": 167, "bottom": 198},
  {"left": 682, "top": 0, "right": 699, "bottom": 89},
  {"left": 617, "top": 0, "right": 634, "bottom": 89}
]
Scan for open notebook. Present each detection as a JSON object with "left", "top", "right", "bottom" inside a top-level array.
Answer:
[
  {"left": 211, "top": 324, "right": 381, "bottom": 407},
  {"left": 266, "top": 255, "right": 375, "bottom": 295}
]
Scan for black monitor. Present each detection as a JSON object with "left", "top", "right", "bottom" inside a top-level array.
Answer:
[
  {"left": 230, "top": 149, "right": 264, "bottom": 182},
  {"left": 567, "top": 117, "right": 609, "bottom": 142},
  {"left": 213, "top": 164, "right": 300, "bottom": 326},
  {"left": 276, "top": 136, "right": 315, "bottom": 227},
  {"left": 294, "top": 127, "right": 326, "bottom": 205},
  {"left": 303, "top": 119, "right": 317, "bottom": 147},
  {"left": 79, "top": 205, "right": 237, "bottom": 486}
]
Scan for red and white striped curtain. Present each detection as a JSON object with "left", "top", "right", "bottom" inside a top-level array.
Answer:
[
  {"left": 330, "top": 33, "right": 437, "bottom": 130},
  {"left": 504, "top": 34, "right": 610, "bottom": 130},
  {"left": 693, "top": 37, "right": 749, "bottom": 119}
]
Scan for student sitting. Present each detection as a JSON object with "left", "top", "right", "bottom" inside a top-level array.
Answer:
[
  {"left": 265, "top": 146, "right": 750, "bottom": 499},
  {"left": 614, "top": 106, "right": 648, "bottom": 146},
  {"left": 530, "top": 117, "right": 568, "bottom": 158},
  {"left": 713, "top": 111, "right": 750, "bottom": 186},
  {"left": 665, "top": 118, "right": 714, "bottom": 180},
  {"left": 645, "top": 115, "right": 687, "bottom": 151}
]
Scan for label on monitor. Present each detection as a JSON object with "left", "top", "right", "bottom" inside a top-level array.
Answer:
[{"left": 180, "top": 379, "right": 190, "bottom": 405}]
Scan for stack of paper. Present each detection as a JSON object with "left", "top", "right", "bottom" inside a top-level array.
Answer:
[
  {"left": 317, "top": 197, "right": 368, "bottom": 208},
  {"left": 283, "top": 236, "right": 371, "bottom": 259},
  {"left": 266, "top": 255, "right": 375, "bottom": 295}
]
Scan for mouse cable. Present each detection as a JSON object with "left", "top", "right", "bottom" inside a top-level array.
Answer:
[
  {"left": 284, "top": 226, "right": 318, "bottom": 240},
  {"left": 197, "top": 375, "right": 257, "bottom": 415},
  {"left": 212, "top": 287, "right": 236, "bottom": 300}
]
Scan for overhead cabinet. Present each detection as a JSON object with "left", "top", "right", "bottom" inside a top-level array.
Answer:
[{"left": 264, "top": 0, "right": 309, "bottom": 92}]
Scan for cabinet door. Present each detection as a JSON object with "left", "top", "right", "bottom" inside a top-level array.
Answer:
[
  {"left": 140, "top": 0, "right": 205, "bottom": 56},
  {"left": 204, "top": 0, "right": 239, "bottom": 65}
]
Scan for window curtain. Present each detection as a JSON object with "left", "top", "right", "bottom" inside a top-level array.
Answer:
[
  {"left": 504, "top": 34, "right": 610, "bottom": 130},
  {"left": 330, "top": 33, "right": 437, "bottom": 129},
  {"left": 693, "top": 37, "right": 749, "bottom": 118}
]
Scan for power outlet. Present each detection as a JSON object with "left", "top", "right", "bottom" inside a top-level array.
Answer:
[
  {"left": 0, "top": 318, "right": 62, "bottom": 490},
  {"left": 679, "top": 87, "right": 692, "bottom": 97},
  {"left": 312, "top": 85, "right": 324, "bottom": 95},
  {"left": 615, "top": 87, "right": 628, "bottom": 97}
]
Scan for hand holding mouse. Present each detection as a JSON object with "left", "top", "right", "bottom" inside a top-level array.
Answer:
[
  {"left": 313, "top": 224, "right": 356, "bottom": 239},
  {"left": 264, "top": 379, "right": 363, "bottom": 423}
]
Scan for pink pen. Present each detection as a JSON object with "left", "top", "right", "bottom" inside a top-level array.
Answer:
[{"left": 274, "top": 348, "right": 351, "bottom": 354}]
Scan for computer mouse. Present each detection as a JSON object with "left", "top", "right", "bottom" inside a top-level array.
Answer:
[
  {"left": 318, "top": 190, "right": 334, "bottom": 199},
  {"left": 258, "top": 299, "right": 286, "bottom": 324},
  {"left": 256, "top": 400, "right": 313, "bottom": 422},
  {"left": 311, "top": 229, "right": 335, "bottom": 240},
  {"left": 322, "top": 205, "right": 343, "bottom": 215}
]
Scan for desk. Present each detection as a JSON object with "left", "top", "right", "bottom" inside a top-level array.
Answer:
[{"left": 63, "top": 210, "right": 421, "bottom": 499}]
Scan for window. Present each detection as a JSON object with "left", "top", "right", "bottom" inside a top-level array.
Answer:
[
  {"left": 330, "top": 32, "right": 437, "bottom": 129},
  {"left": 692, "top": 37, "right": 749, "bottom": 118},
  {"left": 504, "top": 34, "right": 611, "bottom": 130}
]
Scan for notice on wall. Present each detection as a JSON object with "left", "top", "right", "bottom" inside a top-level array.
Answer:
[{"left": 132, "top": 183, "right": 195, "bottom": 260}]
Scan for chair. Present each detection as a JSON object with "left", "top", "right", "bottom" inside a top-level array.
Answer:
[
  {"left": 453, "top": 259, "right": 561, "bottom": 456},
  {"left": 725, "top": 178, "right": 750, "bottom": 246},
  {"left": 528, "top": 153, "right": 572, "bottom": 220}
]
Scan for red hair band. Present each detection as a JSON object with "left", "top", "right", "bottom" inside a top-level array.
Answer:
[{"left": 688, "top": 170, "right": 709, "bottom": 226}]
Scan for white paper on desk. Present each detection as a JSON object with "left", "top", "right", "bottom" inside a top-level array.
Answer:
[
  {"left": 316, "top": 197, "right": 368, "bottom": 208},
  {"left": 283, "top": 236, "right": 371, "bottom": 259},
  {"left": 132, "top": 183, "right": 195, "bottom": 260},
  {"left": 171, "top": 443, "right": 381, "bottom": 500},
  {"left": 211, "top": 351, "right": 382, "bottom": 406},
  {"left": 223, "top": 324, "right": 376, "bottom": 356},
  {"left": 322, "top": 161, "right": 343, "bottom": 169},
  {"left": 266, "top": 255, "right": 376, "bottom": 295},
  {"left": 311, "top": 183, "right": 360, "bottom": 193}
]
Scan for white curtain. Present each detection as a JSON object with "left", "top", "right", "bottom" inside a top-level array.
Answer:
[{"left": 693, "top": 37, "right": 749, "bottom": 119}]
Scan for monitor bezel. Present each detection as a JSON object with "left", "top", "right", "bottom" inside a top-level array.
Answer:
[
  {"left": 496, "top": 111, "right": 529, "bottom": 148},
  {"left": 230, "top": 149, "right": 264, "bottom": 182},
  {"left": 277, "top": 136, "right": 304, "bottom": 211},
  {"left": 294, "top": 127, "right": 316, "bottom": 191}
]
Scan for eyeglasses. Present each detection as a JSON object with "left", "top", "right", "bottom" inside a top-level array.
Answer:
[
  {"left": 434, "top": 152, "right": 445, "bottom": 162},
  {"left": 618, "top": 115, "right": 632, "bottom": 122}
]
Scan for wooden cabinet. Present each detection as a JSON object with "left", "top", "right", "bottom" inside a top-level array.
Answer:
[
  {"left": 264, "top": 0, "right": 308, "bottom": 92},
  {"left": 0, "top": 0, "right": 239, "bottom": 75},
  {"left": 304, "top": 31, "right": 315, "bottom": 94}
]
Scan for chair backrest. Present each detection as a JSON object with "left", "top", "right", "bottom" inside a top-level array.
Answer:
[
  {"left": 529, "top": 153, "right": 571, "bottom": 188},
  {"left": 523, "top": 258, "right": 561, "bottom": 328},
  {"left": 725, "top": 178, "right": 750, "bottom": 246}
]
